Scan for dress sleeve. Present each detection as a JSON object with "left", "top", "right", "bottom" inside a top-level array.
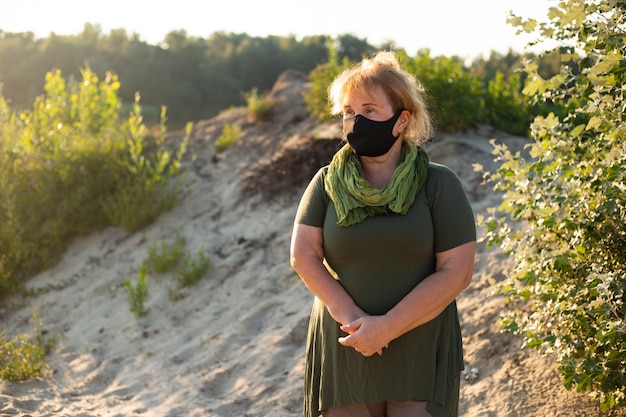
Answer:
[
  {"left": 425, "top": 163, "right": 476, "bottom": 252},
  {"left": 294, "top": 166, "right": 329, "bottom": 228}
]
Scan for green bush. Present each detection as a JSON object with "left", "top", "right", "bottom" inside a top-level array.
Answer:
[
  {"left": 304, "top": 39, "right": 351, "bottom": 122},
  {"left": 0, "top": 311, "right": 57, "bottom": 381},
  {"left": 102, "top": 101, "right": 189, "bottom": 233},
  {"left": 479, "top": 0, "right": 626, "bottom": 411},
  {"left": 0, "top": 68, "right": 189, "bottom": 299},
  {"left": 482, "top": 72, "right": 533, "bottom": 137},
  {"left": 406, "top": 52, "right": 485, "bottom": 132}
]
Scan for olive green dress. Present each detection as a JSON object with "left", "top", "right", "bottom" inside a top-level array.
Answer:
[{"left": 294, "top": 162, "right": 476, "bottom": 417}]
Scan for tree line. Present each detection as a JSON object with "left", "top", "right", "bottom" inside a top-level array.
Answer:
[{"left": 0, "top": 24, "right": 561, "bottom": 130}]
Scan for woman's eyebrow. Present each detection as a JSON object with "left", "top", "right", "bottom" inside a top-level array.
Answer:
[
  {"left": 346, "top": 102, "right": 378, "bottom": 110},
  {"left": 343, "top": 101, "right": 379, "bottom": 111}
]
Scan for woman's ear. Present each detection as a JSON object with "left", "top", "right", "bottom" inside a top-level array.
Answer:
[{"left": 397, "top": 110, "right": 411, "bottom": 133}]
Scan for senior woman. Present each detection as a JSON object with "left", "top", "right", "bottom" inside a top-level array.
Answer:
[{"left": 290, "top": 51, "right": 476, "bottom": 417}]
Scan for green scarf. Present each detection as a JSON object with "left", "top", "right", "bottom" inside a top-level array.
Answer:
[{"left": 324, "top": 141, "right": 429, "bottom": 227}]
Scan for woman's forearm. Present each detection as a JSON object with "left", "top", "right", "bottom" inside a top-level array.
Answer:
[
  {"left": 384, "top": 241, "right": 475, "bottom": 340},
  {"left": 290, "top": 224, "right": 366, "bottom": 325},
  {"left": 292, "top": 256, "right": 366, "bottom": 325}
]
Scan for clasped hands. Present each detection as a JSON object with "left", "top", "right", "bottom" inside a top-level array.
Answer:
[{"left": 338, "top": 315, "right": 393, "bottom": 357}]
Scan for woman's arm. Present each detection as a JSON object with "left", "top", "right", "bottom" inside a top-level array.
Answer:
[
  {"left": 290, "top": 223, "right": 367, "bottom": 326},
  {"left": 338, "top": 240, "right": 476, "bottom": 356},
  {"left": 386, "top": 240, "right": 475, "bottom": 332}
]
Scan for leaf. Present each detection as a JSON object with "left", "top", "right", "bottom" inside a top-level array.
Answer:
[
  {"left": 570, "top": 124, "right": 585, "bottom": 137},
  {"left": 522, "top": 19, "right": 538, "bottom": 32},
  {"left": 577, "top": 373, "right": 594, "bottom": 392},
  {"left": 588, "top": 53, "right": 622, "bottom": 78},
  {"left": 548, "top": 7, "right": 563, "bottom": 20},
  {"left": 522, "top": 75, "right": 546, "bottom": 96},
  {"left": 562, "top": 3, "right": 586, "bottom": 25},
  {"left": 506, "top": 15, "right": 523, "bottom": 27},
  {"left": 586, "top": 116, "right": 602, "bottom": 130}
]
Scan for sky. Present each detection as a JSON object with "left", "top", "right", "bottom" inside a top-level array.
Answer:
[{"left": 0, "top": 0, "right": 556, "bottom": 59}]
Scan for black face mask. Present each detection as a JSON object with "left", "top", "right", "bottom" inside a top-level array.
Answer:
[{"left": 343, "top": 109, "right": 404, "bottom": 157}]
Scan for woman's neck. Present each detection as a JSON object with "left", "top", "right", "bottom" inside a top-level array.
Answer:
[{"left": 360, "top": 145, "right": 403, "bottom": 188}]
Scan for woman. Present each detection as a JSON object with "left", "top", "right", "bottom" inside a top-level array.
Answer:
[{"left": 290, "top": 51, "right": 476, "bottom": 417}]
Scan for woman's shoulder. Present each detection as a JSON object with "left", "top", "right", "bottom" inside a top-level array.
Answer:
[
  {"left": 426, "top": 161, "right": 461, "bottom": 181},
  {"left": 312, "top": 165, "right": 330, "bottom": 182},
  {"left": 314, "top": 164, "right": 330, "bottom": 174},
  {"left": 423, "top": 161, "right": 467, "bottom": 203},
  {"left": 301, "top": 165, "right": 329, "bottom": 184}
]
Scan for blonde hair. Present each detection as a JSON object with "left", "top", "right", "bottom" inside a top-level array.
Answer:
[{"left": 328, "top": 51, "right": 433, "bottom": 144}]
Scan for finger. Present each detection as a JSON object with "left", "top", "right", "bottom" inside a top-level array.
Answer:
[
  {"left": 340, "top": 321, "right": 361, "bottom": 334},
  {"left": 339, "top": 325, "right": 353, "bottom": 334},
  {"left": 337, "top": 335, "right": 354, "bottom": 347}
]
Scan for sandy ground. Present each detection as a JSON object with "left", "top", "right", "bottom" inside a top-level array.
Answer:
[{"left": 1, "top": 70, "right": 624, "bottom": 417}]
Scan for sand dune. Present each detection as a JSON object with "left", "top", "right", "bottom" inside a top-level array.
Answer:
[{"left": 1, "top": 70, "right": 621, "bottom": 417}]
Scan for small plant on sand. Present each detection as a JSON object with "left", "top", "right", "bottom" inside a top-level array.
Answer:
[
  {"left": 0, "top": 310, "right": 57, "bottom": 381},
  {"left": 123, "top": 266, "right": 149, "bottom": 318},
  {"left": 174, "top": 249, "right": 211, "bottom": 288},
  {"left": 167, "top": 286, "right": 186, "bottom": 302},
  {"left": 214, "top": 122, "right": 242, "bottom": 153},
  {"left": 244, "top": 87, "right": 276, "bottom": 124},
  {"left": 143, "top": 235, "right": 186, "bottom": 274},
  {"left": 135, "top": 236, "right": 212, "bottom": 302}
]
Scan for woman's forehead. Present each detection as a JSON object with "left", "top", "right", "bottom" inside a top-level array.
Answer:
[{"left": 342, "top": 85, "right": 389, "bottom": 106}]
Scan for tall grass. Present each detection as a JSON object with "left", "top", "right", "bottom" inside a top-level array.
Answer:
[{"left": 0, "top": 68, "right": 190, "bottom": 300}]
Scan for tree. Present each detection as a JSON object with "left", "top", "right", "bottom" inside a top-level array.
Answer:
[
  {"left": 303, "top": 37, "right": 351, "bottom": 122},
  {"left": 479, "top": 0, "right": 625, "bottom": 411},
  {"left": 405, "top": 51, "right": 485, "bottom": 132}
]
